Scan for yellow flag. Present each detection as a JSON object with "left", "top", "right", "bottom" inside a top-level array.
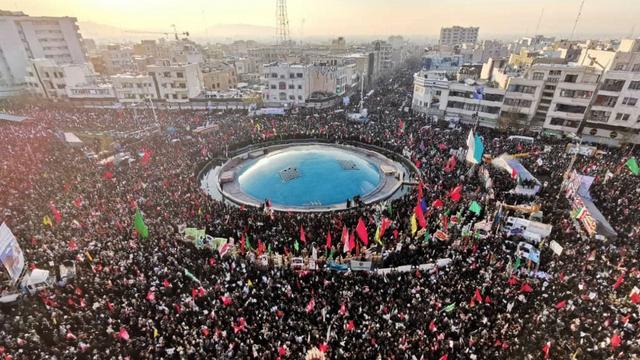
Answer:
[
  {"left": 410, "top": 214, "right": 417, "bottom": 236},
  {"left": 43, "top": 215, "right": 52, "bottom": 227},
  {"left": 374, "top": 226, "right": 382, "bottom": 245},
  {"left": 153, "top": 327, "right": 159, "bottom": 338},
  {"left": 85, "top": 251, "right": 93, "bottom": 262},
  {"left": 247, "top": 279, "right": 253, "bottom": 287}
]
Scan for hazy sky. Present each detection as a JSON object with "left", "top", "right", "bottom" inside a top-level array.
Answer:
[{"left": 0, "top": 0, "right": 638, "bottom": 38}]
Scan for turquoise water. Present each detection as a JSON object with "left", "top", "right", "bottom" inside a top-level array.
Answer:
[{"left": 237, "top": 145, "right": 382, "bottom": 207}]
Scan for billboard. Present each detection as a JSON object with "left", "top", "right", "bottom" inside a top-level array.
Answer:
[{"left": 0, "top": 223, "right": 25, "bottom": 284}]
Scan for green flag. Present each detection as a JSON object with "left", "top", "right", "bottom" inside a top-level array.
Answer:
[
  {"left": 268, "top": 244, "right": 272, "bottom": 255},
  {"left": 184, "top": 268, "right": 201, "bottom": 283},
  {"left": 245, "top": 236, "right": 251, "bottom": 250},
  {"left": 424, "top": 231, "right": 430, "bottom": 242},
  {"left": 626, "top": 157, "right": 639, "bottom": 175},
  {"left": 443, "top": 303, "right": 456, "bottom": 312},
  {"left": 469, "top": 201, "right": 482, "bottom": 215},
  {"left": 294, "top": 240, "right": 299, "bottom": 252},
  {"left": 514, "top": 257, "right": 521, "bottom": 270},
  {"left": 133, "top": 209, "right": 149, "bottom": 238}
]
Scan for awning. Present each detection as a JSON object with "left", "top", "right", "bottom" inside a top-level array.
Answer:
[{"left": 0, "top": 113, "right": 29, "bottom": 123}]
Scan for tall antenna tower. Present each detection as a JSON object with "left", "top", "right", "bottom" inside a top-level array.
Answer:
[
  {"left": 534, "top": 8, "right": 544, "bottom": 36},
  {"left": 276, "top": 0, "right": 290, "bottom": 46},
  {"left": 569, "top": 0, "right": 585, "bottom": 41}
]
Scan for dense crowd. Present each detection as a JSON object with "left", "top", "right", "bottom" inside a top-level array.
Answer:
[{"left": 0, "top": 65, "right": 639, "bottom": 359}]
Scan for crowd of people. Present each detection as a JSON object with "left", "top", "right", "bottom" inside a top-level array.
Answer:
[{"left": 0, "top": 65, "right": 639, "bottom": 359}]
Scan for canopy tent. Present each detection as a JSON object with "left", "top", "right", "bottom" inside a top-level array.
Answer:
[
  {"left": 491, "top": 154, "right": 541, "bottom": 195},
  {"left": 63, "top": 132, "right": 84, "bottom": 147},
  {"left": 0, "top": 113, "right": 29, "bottom": 123}
]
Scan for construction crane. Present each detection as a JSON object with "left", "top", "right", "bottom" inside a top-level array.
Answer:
[
  {"left": 124, "top": 25, "right": 189, "bottom": 41},
  {"left": 124, "top": 30, "right": 170, "bottom": 39},
  {"left": 171, "top": 24, "right": 189, "bottom": 41}
]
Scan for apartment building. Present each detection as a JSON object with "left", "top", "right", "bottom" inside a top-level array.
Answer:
[
  {"left": 147, "top": 62, "right": 204, "bottom": 102},
  {"left": 24, "top": 58, "right": 98, "bottom": 98},
  {"left": 0, "top": 10, "right": 86, "bottom": 97},
  {"left": 580, "top": 39, "right": 640, "bottom": 143},
  {"left": 439, "top": 26, "right": 479, "bottom": 47},
  {"left": 261, "top": 63, "right": 312, "bottom": 106},
  {"left": 412, "top": 69, "right": 505, "bottom": 127},
  {"left": 202, "top": 63, "right": 237, "bottom": 91},
  {"left": 98, "top": 44, "right": 135, "bottom": 75},
  {"left": 111, "top": 74, "right": 158, "bottom": 103}
]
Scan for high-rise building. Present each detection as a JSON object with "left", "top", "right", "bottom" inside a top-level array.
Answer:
[
  {"left": 0, "top": 10, "right": 86, "bottom": 97},
  {"left": 439, "top": 26, "right": 479, "bottom": 47}
]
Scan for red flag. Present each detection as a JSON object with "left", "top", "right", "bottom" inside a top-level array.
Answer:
[
  {"left": 511, "top": 168, "right": 518, "bottom": 179},
  {"left": 162, "top": 279, "right": 170, "bottom": 288},
  {"left": 520, "top": 283, "right": 533, "bottom": 293},
  {"left": 232, "top": 318, "right": 247, "bottom": 333},
  {"left": 339, "top": 303, "right": 347, "bottom": 316},
  {"left": 72, "top": 198, "right": 82, "bottom": 208},
  {"left": 50, "top": 203, "right": 62, "bottom": 223},
  {"left": 355, "top": 218, "right": 369, "bottom": 245},
  {"left": 346, "top": 320, "right": 355, "bottom": 331},
  {"left": 613, "top": 273, "right": 624, "bottom": 289},
  {"left": 444, "top": 155, "right": 457, "bottom": 173},
  {"left": 542, "top": 342, "right": 551, "bottom": 359},
  {"left": 141, "top": 149, "right": 151, "bottom": 166},
  {"left": 240, "top": 233, "right": 246, "bottom": 254},
  {"left": 428, "top": 320, "right": 437, "bottom": 332},
  {"left": 102, "top": 171, "right": 113, "bottom": 180},
  {"left": 393, "top": 229, "right": 398, "bottom": 239},
  {"left": 417, "top": 180, "right": 424, "bottom": 201},
  {"left": 431, "top": 199, "right": 444, "bottom": 209},
  {"left": 474, "top": 288, "right": 483, "bottom": 303},
  {"left": 507, "top": 276, "right": 519, "bottom": 286},
  {"left": 415, "top": 201, "right": 427, "bottom": 229},
  {"left": 146, "top": 291, "right": 155, "bottom": 301},
  {"left": 118, "top": 327, "right": 130, "bottom": 341},
  {"left": 380, "top": 217, "right": 392, "bottom": 238},
  {"left": 449, "top": 184, "right": 463, "bottom": 202},
  {"left": 341, "top": 226, "right": 349, "bottom": 253},
  {"left": 348, "top": 231, "right": 355, "bottom": 252},
  {"left": 555, "top": 300, "right": 567, "bottom": 310},
  {"left": 318, "top": 342, "right": 329, "bottom": 353},
  {"left": 68, "top": 239, "right": 78, "bottom": 251},
  {"left": 220, "top": 296, "right": 232, "bottom": 306},
  {"left": 611, "top": 334, "right": 622, "bottom": 349},
  {"left": 306, "top": 297, "right": 315, "bottom": 313},
  {"left": 630, "top": 292, "right": 640, "bottom": 304},
  {"left": 441, "top": 215, "right": 449, "bottom": 231},
  {"left": 257, "top": 240, "right": 264, "bottom": 257},
  {"left": 278, "top": 346, "right": 287, "bottom": 356},
  {"left": 299, "top": 225, "right": 306, "bottom": 243},
  {"left": 439, "top": 355, "right": 448, "bottom": 360}
]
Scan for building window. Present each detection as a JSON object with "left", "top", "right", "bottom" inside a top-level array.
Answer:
[
  {"left": 549, "top": 70, "right": 561, "bottom": 76},
  {"left": 298, "top": 85, "right": 302, "bottom": 89},
  {"left": 163, "top": 72, "right": 171, "bottom": 77},
  {"left": 550, "top": 118, "right": 565, "bottom": 126},
  {"left": 628, "top": 81, "right": 640, "bottom": 90},
  {"left": 289, "top": 95, "right": 295, "bottom": 100},
  {"left": 632, "top": 64, "right": 640, "bottom": 72},
  {"left": 532, "top": 72, "right": 544, "bottom": 80},
  {"left": 297, "top": 73, "right": 303, "bottom": 78},
  {"left": 271, "top": 73, "right": 278, "bottom": 78},
  {"left": 288, "top": 84, "right": 294, "bottom": 89},
  {"left": 614, "top": 64, "right": 625, "bottom": 71},
  {"left": 622, "top": 97, "right": 638, "bottom": 106},
  {"left": 270, "top": 85, "right": 276, "bottom": 89},
  {"left": 564, "top": 74, "right": 578, "bottom": 83},
  {"left": 279, "top": 82, "right": 286, "bottom": 90},
  {"left": 298, "top": 95, "right": 302, "bottom": 100},
  {"left": 279, "top": 92, "right": 286, "bottom": 100},
  {"left": 289, "top": 73, "right": 295, "bottom": 79},
  {"left": 615, "top": 113, "right": 631, "bottom": 121}
]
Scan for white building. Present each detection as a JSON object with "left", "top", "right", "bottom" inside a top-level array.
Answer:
[
  {"left": 262, "top": 63, "right": 312, "bottom": 106},
  {"left": 111, "top": 74, "right": 158, "bottom": 103},
  {"left": 0, "top": 10, "right": 86, "bottom": 97},
  {"left": 580, "top": 39, "right": 640, "bottom": 143},
  {"left": 439, "top": 26, "right": 479, "bottom": 47},
  {"left": 24, "top": 58, "right": 102, "bottom": 99},
  {"left": 412, "top": 69, "right": 505, "bottom": 127},
  {"left": 146, "top": 62, "right": 204, "bottom": 102}
]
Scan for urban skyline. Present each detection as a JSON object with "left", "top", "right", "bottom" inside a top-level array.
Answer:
[{"left": 0, "top": 0, "right": 638, "bottom": 41}]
